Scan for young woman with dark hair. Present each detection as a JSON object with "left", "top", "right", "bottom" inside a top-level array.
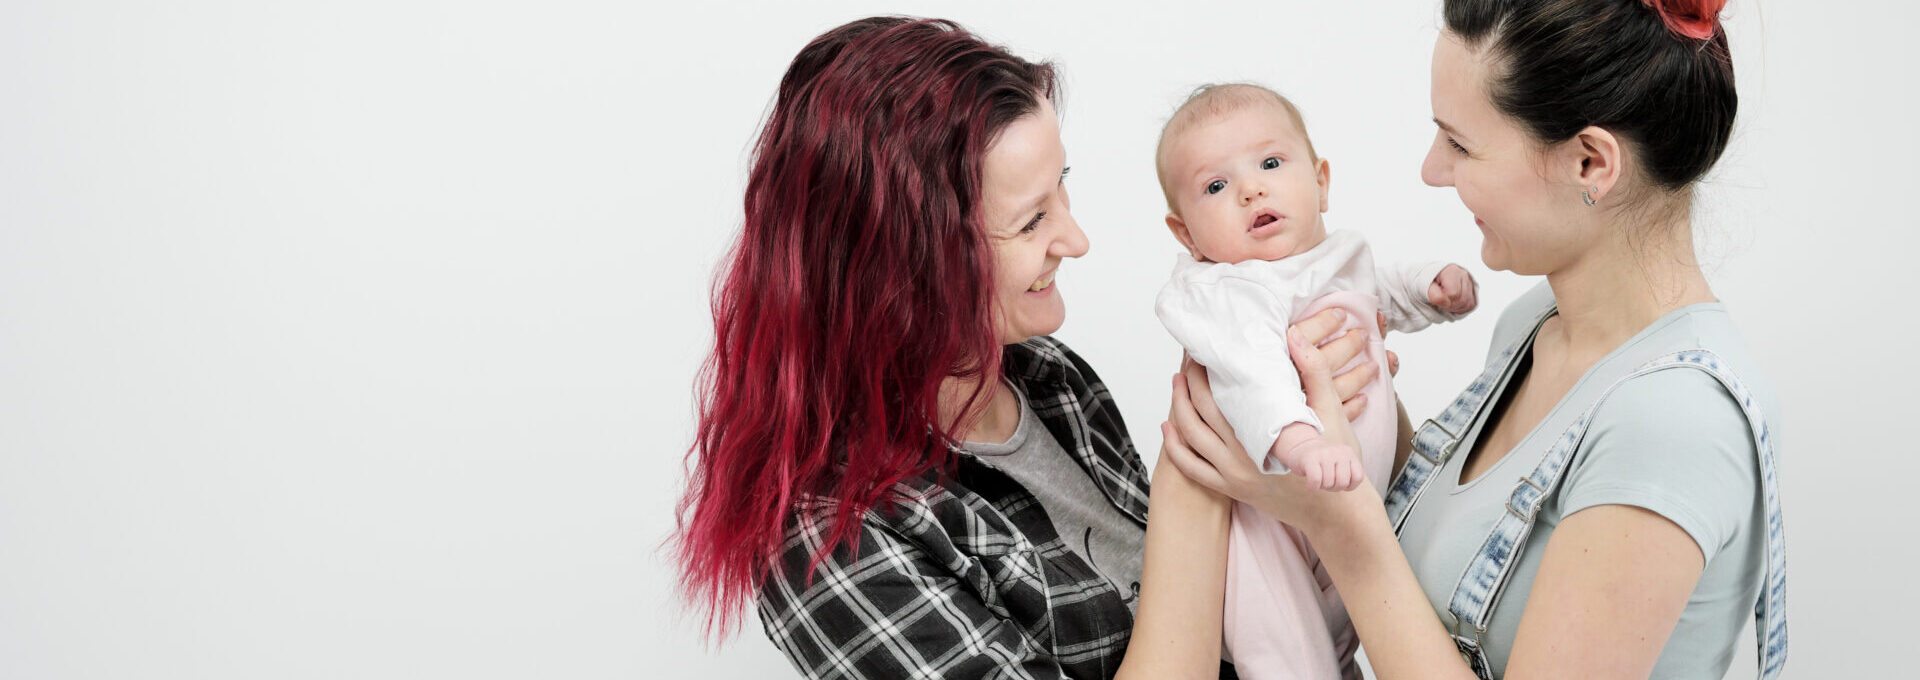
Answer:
[
  {"left": 674, "top": 16, "right": 1378, "bottom": 680},
  {"left": 1163, "top": 1, "right": 1786, "bottom": 679}
]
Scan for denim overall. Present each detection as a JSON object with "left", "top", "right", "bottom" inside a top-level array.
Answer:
[{"left": 1383, "top": 342, "right": 1788, "bottom": 679}]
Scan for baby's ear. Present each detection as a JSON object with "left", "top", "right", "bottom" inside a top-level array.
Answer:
[
  {"left": 1316, "top": 158, "right": 1332, "bottom": 213},
  {"left": 1165, "top": 213, "right": 1204, "bottom": 260}
]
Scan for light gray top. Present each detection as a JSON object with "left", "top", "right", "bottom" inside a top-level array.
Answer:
[
  {"left": 963, "top": 381, "right": 1146, "bottom": 610},
  {"left": 1397, "top": 282, "right": 1777, "bottom": 679}
]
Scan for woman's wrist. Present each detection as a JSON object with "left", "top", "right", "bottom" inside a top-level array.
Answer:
[
  {"left": 1152, "top": 448, "right": 1229, "bottom": 509},
  {"left": 1295, "top": 488, "right": 1406, "bottom": 613},
  {"left": 1284, "top": 479, "right": 1388, "bottom": 542}
]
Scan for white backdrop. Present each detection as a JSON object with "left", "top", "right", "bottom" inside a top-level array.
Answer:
[{"left": 1, "top": 1, "right": 1914, "bottom": 678}]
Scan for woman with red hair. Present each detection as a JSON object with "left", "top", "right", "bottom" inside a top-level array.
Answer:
[{"left": 674, "top": 16, "right": 1377, "bottom": 680}]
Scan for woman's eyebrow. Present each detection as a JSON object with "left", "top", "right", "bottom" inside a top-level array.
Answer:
[
  {"left": 1003, "top": 173, "right": 1058, "bottom": 231},
  {"left": 1433, "top": 117, "right": 1467, "bottom": 141}
]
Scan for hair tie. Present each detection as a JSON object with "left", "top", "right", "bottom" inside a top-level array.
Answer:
[{"left": 1641, "top": 0, "right": 1724, "bottom": 41}]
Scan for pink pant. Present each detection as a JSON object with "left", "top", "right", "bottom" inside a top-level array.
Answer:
[{"left": 1223, "top": 291, "right": 1395, "bottom": 680}]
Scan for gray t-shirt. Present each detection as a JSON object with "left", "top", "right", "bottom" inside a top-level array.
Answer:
[
  {"left": 963, "top": 382, "right": 1146, "bottom": 610},
  {"left": 1397, "top": 282, "right": 1776, "bottom": 679}
]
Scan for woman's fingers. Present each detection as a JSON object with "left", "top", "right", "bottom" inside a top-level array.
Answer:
[
  {"left": 1161, "top": 366, "right": 1226, "bottom": 489},
  {"left": 1377, "top": 312, "right": 1400, "bottom": 377},
  {"left": 1168, "top": 353, "right": 1188, "bottom": 422},
  {"left": 1308, "top": 324, "right": 1375, "bottom": 408},
  {"left": 1330, "top": 353, "right": 1380, "bottom": 405},
  {"left": 1317, "top": 327, "right": 1368, "bottom": 370},
  {"left": 1342, "top": 392, "right": 1368, "bottom": 423},
  {"left": 1171, "top": 372, "right": 1264, "bottom": 494},
  {"left": 1170, "top": 374, "right": 1227, "bottom": 456},
  {"left": 1160, "top": 421, "right": 1227, "bottom": 493},
  {"left": 1289, "top": 308, "right": 1348, "bottom": 347},
  {"left": 1286, "top": 327, "right": 1342, "bottom": 414},
  {"left": 1179, "top": 360, "right": 1233, "bottom": 440}
]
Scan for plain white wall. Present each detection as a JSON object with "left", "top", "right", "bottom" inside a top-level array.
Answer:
[{"left": 0, "top": 1, "right": 1913, "bottom": 678}]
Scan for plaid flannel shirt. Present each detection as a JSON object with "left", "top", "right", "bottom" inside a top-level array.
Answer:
[{"left": 756, "top": 337, "right": 1232, "bottom": 680}]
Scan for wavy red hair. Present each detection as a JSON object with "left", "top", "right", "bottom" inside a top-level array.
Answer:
[{"left": 673, "top": 16, "right": 1057, "bottom": 638}]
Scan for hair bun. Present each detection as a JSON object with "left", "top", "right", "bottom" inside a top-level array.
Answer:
[{"left": 1642, "top": 0, "right": 1726, "bottom": 40}]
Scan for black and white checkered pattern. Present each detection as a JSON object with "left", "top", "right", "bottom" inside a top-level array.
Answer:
[{"left": 755, "top": 337, "right": 1204, "bottom": 680}]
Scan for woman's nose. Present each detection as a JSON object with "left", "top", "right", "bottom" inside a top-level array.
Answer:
[
  {"left": 1053, "top": 210, "right": 1090, "bottom": 258},
  {"left": 1421, "top": 143, "right": 1452, "bottom": 187}
]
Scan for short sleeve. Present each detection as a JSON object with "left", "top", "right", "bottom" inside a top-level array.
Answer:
[{"left": 1557, "top": 368, "right": 1761, "bottom": 567}]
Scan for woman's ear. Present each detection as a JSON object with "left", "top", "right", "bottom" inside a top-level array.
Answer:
[
  {"left": 1166, "top": 213, "right": 1206, "bottom": 261},
  {"left": 1569, "top": 126, "right": 1623, "bottom": 204}
]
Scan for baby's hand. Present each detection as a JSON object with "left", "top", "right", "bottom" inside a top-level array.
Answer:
[
  {"left": 1287, "top": 439, "right": 1364, "bottom": 491},
  {"left": 1427, "top": 264, "right": 1478, "bottom": 316}
]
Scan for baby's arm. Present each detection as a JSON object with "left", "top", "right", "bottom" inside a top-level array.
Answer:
[
  {"left": 1156, "top": 274, "right": 1321, "bottom": 468},
  {"left": 1157, "top": 271, "right": 1362, "bottom": 490},
  {"left": 1376, "top": 260, "right": 1478, "bottom": 333}
]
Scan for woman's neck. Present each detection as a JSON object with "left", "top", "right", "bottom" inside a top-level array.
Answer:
[
  {"left": 1544, "top": 213, "right": 1716, "bottom": 360},
  {"left": 937, "top": 373, "right": 1020, "bottom": 444}
]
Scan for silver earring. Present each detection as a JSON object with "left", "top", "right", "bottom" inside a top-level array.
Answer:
[{"left": 1581, "top": 188, "right": 1597, "bottom": 207}]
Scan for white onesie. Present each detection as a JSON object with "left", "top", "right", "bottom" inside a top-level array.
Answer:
[{"left": 1154, "top": 229, "right": 1461, "bottom": 470}]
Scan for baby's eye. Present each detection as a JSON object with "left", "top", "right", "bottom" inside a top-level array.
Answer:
[
  {"left": 1205, "top": 180, "right": 1227, "bottom": 195},
  {"left": 1261, "top": 157, "right": 1282, "bottom": 170}
]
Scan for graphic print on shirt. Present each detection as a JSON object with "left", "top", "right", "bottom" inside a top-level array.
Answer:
[{"left": 1081, "top": 527, "right": 1140, "bottom": 608}]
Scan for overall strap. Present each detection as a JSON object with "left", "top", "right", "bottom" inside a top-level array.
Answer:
[
  {"left": 1387, "top": 305, "right": 1554, "bottom": 534},
  {"left": 1383, "top": 345, "right": 1513, "bottom": 532},
  {"left": 1443, "top": 349, "right": 1788, "bottom": 679}
]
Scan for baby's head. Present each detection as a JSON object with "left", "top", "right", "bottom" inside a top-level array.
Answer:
[{"left": 1155, "top": 84, "right": 1330, "bottom": 264}]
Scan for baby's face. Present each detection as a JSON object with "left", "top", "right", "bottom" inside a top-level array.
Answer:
[{"left": 1162, "top": 104, "right": 1329, "bottom": 264}]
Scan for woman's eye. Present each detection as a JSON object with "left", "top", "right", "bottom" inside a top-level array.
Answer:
[
  {"left": 1447, "top": 137, "right": 1468, "bottom": 154},
  {"left": 1261, "top": 157, "right": 1281, "bottom": 170},
  {"left": 1205, "top": 180, "right": 1227, "bottom": 195},
  {"left": 1020, "top": 212, "right": 1046, "bottom": 234}
]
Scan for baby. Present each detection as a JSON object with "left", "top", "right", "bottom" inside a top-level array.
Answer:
[{"left": 1153, "top": 84, "right": 1476, "bottom": 679}]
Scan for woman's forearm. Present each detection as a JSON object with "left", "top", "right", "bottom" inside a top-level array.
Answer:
[
  {"left": 1116, "top": 453, "right": 1232, "bottom": 680},
  {"left": 1311, "top": 504, "right": 1479, "bottom": 680}
]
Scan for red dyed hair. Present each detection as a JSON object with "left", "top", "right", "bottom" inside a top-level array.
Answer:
[{"left": 673, "top": 16, "right": 1057, "bottom": 638}]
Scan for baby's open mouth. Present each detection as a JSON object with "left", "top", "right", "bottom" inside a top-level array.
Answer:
[{"left": 1249, "top": 209, "right": 1281, "bottom": 231}]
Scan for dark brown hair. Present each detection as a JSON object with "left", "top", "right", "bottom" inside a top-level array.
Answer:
[{"left": 1444, "top": 0, "right": 1736, "bottom": 191}]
